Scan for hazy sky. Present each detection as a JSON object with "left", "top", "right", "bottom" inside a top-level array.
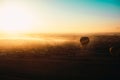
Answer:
[{"left": 0, "top": 0, "right": 120, "bottom": 34}]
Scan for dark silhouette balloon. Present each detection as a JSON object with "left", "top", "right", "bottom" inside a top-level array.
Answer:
[
  {"left": 109, "top": 46, "right": 120, "bottom": 56},
  {"left": 80, "top": 37, "right": 90, "bottom": 48}
]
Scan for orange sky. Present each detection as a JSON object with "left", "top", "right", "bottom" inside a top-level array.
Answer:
[{"left": 0, "top": 0, "right": 120, "bottom": 34}]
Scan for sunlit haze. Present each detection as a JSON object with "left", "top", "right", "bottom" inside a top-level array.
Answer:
[{"left": 0, "top": 0, "right": 120, "bottom": 36}]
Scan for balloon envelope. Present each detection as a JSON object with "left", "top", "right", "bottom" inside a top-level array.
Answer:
[
  {"left": 109, "top": 46, "right": 120, "bottom": 56},
  {"left": 80, "top": 37, "right": 90, "bottom": 47}
]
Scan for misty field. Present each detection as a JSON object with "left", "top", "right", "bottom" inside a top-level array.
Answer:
[{"left": 0, "top": 33, "right": 120, "bottom": 80}]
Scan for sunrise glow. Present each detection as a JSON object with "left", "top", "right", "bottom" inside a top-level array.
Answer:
[
  {"left": 0, "top": 0, "right": 119, "bottom": 36},
  {"left": 0, "top": 1, "right": 41, "bottom": 35}
]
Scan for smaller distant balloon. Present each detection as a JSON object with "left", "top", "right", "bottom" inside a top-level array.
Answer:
[{"left": 109, "top": 46, "right": 120, "bottom": 56}]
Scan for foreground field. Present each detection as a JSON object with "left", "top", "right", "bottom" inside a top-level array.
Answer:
[{"left": 0, "top": 33, "right": 120, "bottom": 80}]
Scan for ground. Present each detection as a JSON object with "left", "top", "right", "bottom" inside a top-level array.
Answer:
[{"left": 0, "top": 33, "right": 120, "bottom": 80}]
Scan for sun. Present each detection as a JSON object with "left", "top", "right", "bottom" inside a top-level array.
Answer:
[{"left": 0, "top": 1, "right": 35, "bottom": 36}]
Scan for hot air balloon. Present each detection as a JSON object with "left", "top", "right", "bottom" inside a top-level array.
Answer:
[
  {"left": 109, "top": 46, "right": 120, "bottom": 57},
  {"left": 80, "top": 37, "right": 90, "bottom": 49}
]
